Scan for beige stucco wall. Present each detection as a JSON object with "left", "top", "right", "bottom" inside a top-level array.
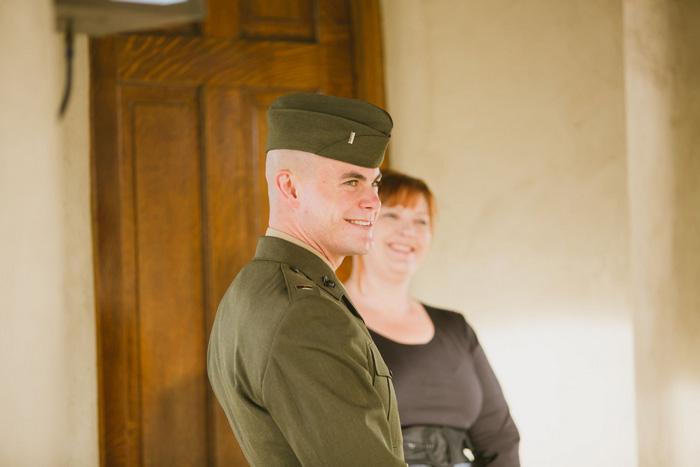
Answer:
[
  {"left": 624, "top": 1, "right": 700, "bottom": 466},
  {"left": 380, "top": 0, "right": 636, "bottom": 465},
  {"left": 382, "top": 0, "right": 700, "bottom": 466},
  {"left": 0, "top": 1, "right": 97, "bottom": 465}
]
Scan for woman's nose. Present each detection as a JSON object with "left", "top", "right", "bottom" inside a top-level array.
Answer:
[{"left": 397, "top": 219, "right": 415, "bottom": 235}]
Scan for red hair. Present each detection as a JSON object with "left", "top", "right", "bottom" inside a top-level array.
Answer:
[{"left": 378, "top": 169, "right": 437, "bottom": 230}]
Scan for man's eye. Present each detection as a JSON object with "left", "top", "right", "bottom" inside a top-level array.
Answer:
[
  {"left": 345, "top": 180, "right": 358, "bottom": 186},
  {"left": 371, "top": 180, "right": 382, "bottom": 187}
]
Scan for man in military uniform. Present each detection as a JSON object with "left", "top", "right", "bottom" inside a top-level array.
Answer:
[{"left": 207, "top": 93, "right": 406, "bottom": 466}]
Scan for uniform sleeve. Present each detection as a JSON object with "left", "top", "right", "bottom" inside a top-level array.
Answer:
[
  {"left": 261, "top": 297, "right": 406, "bottom": 467},
  {"left": 464, "top": 321, "right": 521, "bottom": 467}
]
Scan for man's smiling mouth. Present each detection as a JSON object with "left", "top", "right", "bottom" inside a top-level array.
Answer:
[{"left": 347, "top": 220, "right": 372, "bottom": 226}]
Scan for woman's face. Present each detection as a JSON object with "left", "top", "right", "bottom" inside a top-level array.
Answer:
[{"left": 366, "top": 194, "right": 432, "bottom": 277}]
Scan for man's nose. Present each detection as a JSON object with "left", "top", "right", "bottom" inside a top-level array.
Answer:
[{"left": 361, "top": 186, "right": 381, "bottom": 210}]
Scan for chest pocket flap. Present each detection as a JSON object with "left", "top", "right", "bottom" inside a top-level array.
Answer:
[{"left": 369, "top": 341, "right": 392, "bottom": 378}]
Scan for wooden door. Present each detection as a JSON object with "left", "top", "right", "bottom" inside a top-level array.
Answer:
[{"left": 90, "top": 1, "right": 385, "bottom": 465}]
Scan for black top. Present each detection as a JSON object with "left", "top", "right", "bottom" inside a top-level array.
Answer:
[{"left": 369, "top": 304, "right": 520, "bottom": 466}]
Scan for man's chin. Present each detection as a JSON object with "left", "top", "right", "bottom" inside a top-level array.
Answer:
[
  {"left": 336, "top": 237, "right": 373, "bottom": 257},
  {"left": 350, "top": 244, "right": 372, "bottom": 256}
]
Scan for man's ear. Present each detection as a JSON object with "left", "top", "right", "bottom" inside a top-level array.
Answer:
[{"left": 275, "top": 170, "right": 300, "bottom": 206}]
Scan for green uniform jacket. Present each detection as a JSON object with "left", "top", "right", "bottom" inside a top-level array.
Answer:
[{"left": 207, "top": 237, "right": 405, "bottom": 466}]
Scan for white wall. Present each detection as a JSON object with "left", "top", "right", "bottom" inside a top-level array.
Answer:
[
  {"left": 380, "top": 1, "right": 636, "bottom": 465},
  {"left": 0, "top": 1, "right": 98, "bottom": 465}
]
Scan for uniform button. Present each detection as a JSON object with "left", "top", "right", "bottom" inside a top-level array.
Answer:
[
  {"left": 290, "top": 266, "right": 299, "bottom": 273},
  {"left": 322, "top": 276, "right": 335, "bottom": 288}
]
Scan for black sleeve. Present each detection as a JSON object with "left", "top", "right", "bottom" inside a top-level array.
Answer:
[{"left": 464, "top": 320, "right": 521, "bottom": 466}]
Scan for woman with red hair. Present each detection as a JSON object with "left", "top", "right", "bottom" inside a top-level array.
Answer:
[{"left": 345, "top": 170, "right": 520, "bottom": 467}]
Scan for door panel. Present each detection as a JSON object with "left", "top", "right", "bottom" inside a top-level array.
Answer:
[
  {"left": 118, "top": 36, "right": 321, "bottom": 87},
  {"left": 241, "top": 0, "right": 315, "bottom": 40},
  {"left": 124, "top": 85, "right": 209, "bottom": 465},
  {"left": 91, "top": 1, "right": 385, "bottom": 465}
]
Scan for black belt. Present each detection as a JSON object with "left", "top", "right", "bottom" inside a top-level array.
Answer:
[{"left": 402, "top": 425, "right": 496, "bottom": 467}]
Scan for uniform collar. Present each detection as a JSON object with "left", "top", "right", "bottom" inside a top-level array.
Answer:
[
  {"left": 255, "top": 236, "right": 347, "bottom": 301},
  {"left": 265, "top": 228, "right": 335, "bottom": 270}
]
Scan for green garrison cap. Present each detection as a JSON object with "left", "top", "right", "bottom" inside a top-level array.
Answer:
[{"left": 266, "top": 93, "right": 393, "bottom": 168}]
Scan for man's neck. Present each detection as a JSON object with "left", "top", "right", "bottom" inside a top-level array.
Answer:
[{"left": 265, "top": 227, "right": 337, "bottom": 270}]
